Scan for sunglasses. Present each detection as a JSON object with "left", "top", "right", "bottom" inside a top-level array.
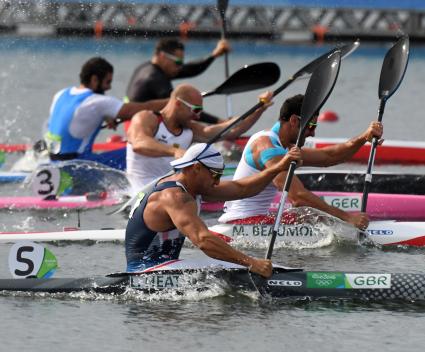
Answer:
[
  {"left": 295, "top": 115, "right": 318, "bottom": 132},
  {"left": 163, "top": 51, "right": 184, "bottom": 66},
  {"left": 199, "top": 161, "right": 224, "bottom": 181},
  {"left": 177, "top": 97, "right": 203, "bottom": 115},
  {"left": 306, "top": 121, "right": 318, "bottom": 131}
]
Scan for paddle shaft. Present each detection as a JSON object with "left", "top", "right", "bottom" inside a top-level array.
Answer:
[
  {"left": 208, "top": 77, "right": 295, "bottom": 144},
  {"left": 265, "top": 160, "right": 297, "bottom": 259},
  {"left": 217, "top": 0, "right": 232, "bottom": 117},
  {"left": 361, "top": 36, "right": 409, "bottom": 213},
  {"left": 361, "top": 99, "right": 385, "bottom": 212},
  {"left": 265, "top": 51, "right": 342, "bottom": 260}
]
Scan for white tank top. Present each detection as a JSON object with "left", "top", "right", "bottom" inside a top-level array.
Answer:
[
  {"left": 218, "top": 129, "right": 283, "bottom": 223},
  {"left": 126, "top": 114, "right": 193, "bottom": 193}
]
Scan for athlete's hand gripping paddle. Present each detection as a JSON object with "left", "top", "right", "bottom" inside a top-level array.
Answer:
[
  {"left": 265, "top": 51, "right": 342, "bottom": 260},
  {"left": 110, "top": 41, "right": 358, "bottom": 215},
  {"left": 361, "top": 36, "right": 409, "bottom": 212}
]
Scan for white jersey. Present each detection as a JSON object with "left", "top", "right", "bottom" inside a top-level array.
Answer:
[
  {"left": 48, "top": 87, "right": 123, "bottom": 153},
  {"left": 126, "top": 114, "right": 193, "bottom": 193},
  {"left": 218, "top": 129, "right": 284, "bottom": 223}
]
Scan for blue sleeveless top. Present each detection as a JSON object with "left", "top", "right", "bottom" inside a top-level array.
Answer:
[
  {"left": 125, "top": 181, "right": 186, "bottom": 272},
  {"left": 45, "top": 88, "right": 95, "bottom": 155}
]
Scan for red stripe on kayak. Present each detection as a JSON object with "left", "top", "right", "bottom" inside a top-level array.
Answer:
[
  {"left": 0, "top": 144, "right": 29, "bottom": 152},
  {"left": 234, "top": 139, "right": 425, "bottom": 165},
  {"left": 0, "top": 142, "right": 126, "bottom": 153},
  {"left": 142, "top": 259, "right": 182, "bottom": 272},
  {"left": 314, "top": 142, "right": 425, "bottom": 165},
  {"left": 92, "top": 142, "right": 126, "bottom": 152},
  {"left": 210, "top": 231, "right": 232, "bottom": 243},
  {"left": 385, "top": 235, "right": 425, "bottom": 247}
]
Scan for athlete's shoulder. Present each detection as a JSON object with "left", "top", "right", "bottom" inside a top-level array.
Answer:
[
  {"left": 160, "top": 185, "right": 194, "bottom": 205},
  {"left": 251, "top": 134, "right": 275, "bottom": 149},
  {"left": 83, "top": 93, "right": 120, "bottom": 105},
  {"left": 134, "top": 109, "right": 158, "bottom": 123}
]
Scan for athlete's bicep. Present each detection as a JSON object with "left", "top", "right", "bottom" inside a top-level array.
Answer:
[
  {"left": 129, "top": 113, "right": 158, "bottom": 141},
  {"left": 299, "top": 147, "right": 329, "bottom": 166},
  {"left": 189, "top": 121, "right": 210, "bottom": 142},
  {"left": 166, "top": 194, "right": 208, "bottom": 241}
]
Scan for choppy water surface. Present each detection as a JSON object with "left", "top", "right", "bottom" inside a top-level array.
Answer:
[{"left": 1, "top": 35, "right": 425, "bottom": 351}]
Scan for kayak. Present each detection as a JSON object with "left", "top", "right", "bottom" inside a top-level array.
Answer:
[
  {"left": 0, "top": 258, "right": 424, "bottom": 302},
  {"left": 202, "top": 191, "right": 425, "bottom": 221},
  {"left": 0, "top": 141, "right": 126, "bottom": 153},
  {"left": 2, "top": 218, "right": 425, "bottom": 247},
  {"left": 5, "top": 136, "right": 425, "bottom": 165},
  {"left": 231, "top": 136, "right": 425, "bottom": 165},
  {"left": 0, "top": 195, "right": 122, "bottom": 210},
  {"left": 296, "top": 169, "right": 425, "bottom": 195},
  {"left": 0, "top": 171, "right": 29, "bottom": 183},
  {"left": 0, "top": 228, "right": 126, "bottom": 242},
  {"left": 0, "top": 161, "right": 237, "bottom": 185},
  {"left": 209, "top": 220, "right": 425, "bottom": 247}
]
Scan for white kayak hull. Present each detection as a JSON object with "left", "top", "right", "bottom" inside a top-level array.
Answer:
[
  {"left": 2, "top": 220, "right": 425, "bottom": 247},
  {"left": 209, "top": 221, "right": 425, "bottom": 247}
]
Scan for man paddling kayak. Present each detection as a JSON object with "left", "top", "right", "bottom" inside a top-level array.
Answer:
[
  {"left": 125, "top": 142, "right": 301, "bottom": 277},
  {"left": 218, "top": 94, "right": 384, "bottom": 230},
  {"left": 44, "top": 57, "right": 167, "bottom": 170},
  {"left": 124, "top": 38, "right": 230, "bottom": 131},
  {"left": 126, "top": 83, "right": 273, "bottom": 193}
]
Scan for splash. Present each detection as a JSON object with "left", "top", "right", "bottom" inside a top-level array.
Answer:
[{"left": 211, "top": 206, "right": 360, "bottom": 250}]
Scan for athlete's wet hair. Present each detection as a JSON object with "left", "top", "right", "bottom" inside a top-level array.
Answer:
[
  {"left": 279, "top": 94, "right": 304, "bottom": 121},
  {"left": 79, "top": 57, "right": 113, "bottom": 85},
  {"left": 155, "top": 38, "right": 185, "bottom": 54}
]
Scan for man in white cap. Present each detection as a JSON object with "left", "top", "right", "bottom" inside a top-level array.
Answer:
[{"left": 125, "top": 143, "right": 301, "bottom": 277}]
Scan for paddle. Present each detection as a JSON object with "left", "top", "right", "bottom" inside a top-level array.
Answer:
[
  {"left": 361, "top": 36, "right": 409, "bottom": 212},
  {"left": 202, "top": 62, "right": 280, "bottom": 97},
  {"left": 265, "top": 51, "right": 342, "bottom": 260},
  {"left": 216, "top": 0, "right": 232, "bottom": 116},
  {"left": 101, "top": 61, "right": 280, "bottom": 129},
  {"left": 206, "top": 41, "right": 359, "bottom": 145},
  {"left": 111, "top": 42, "right": 358, "bottom": 215}
]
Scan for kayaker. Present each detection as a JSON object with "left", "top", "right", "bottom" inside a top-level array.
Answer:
[
  {"left": 126, "top": 83, "right": 273, "bottom": 193},
  {"left": 125, "top": 142, "right": 301, "bottom": 277},
  {"left": 124, "top": 37, "right": 230, "bottom": 131},
  {"left": 218, "top": 94, "right": 384, "bottom": 230},
  {"left": 44, "top": 57, "right": 167, "bottom": 170}
]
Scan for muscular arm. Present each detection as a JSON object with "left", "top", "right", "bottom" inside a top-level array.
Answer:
[
  {"left": 302, "top": 122, "right": 383, "bottom": 167},
  {"left": 165, "top": 191, "right": 270, "bottom": 276},
  {"left": 202, "top": 147, "right": 300, "bottom": 202},
  {"left": 273, "top": 171, "right": 352, "bottom": 222},
  {"left": 127, "top": 111, "right": 179, "bottom": 157},
  {"left": 190, "top": 105, "right": 267, "bottom": 142},
  {"left": 117, "top": 99, "right": 168, "bottom": 121},
  {"left": 301, "top": 135, "right": 367, "bottom": 167},
  {"left": 271, "top": 161, "right": 369, "bottom": 229},
  {"left": 175, "top": 56, "right": 215, "bottom": 79}
]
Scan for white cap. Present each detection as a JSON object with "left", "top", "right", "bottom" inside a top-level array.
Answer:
[{"left": 170, "top": 143, "right": 224, "bottom": 170}]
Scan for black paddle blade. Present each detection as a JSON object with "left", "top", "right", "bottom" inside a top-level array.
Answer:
[
  {"left": 292, "top": 40, "right": 359, "bottom": 81},
  {"left": 298, "top": 51, "right": 341, "bottom": 144},
  {"left": 339, "top": 39, "right": 360, "bottom": 60},
  {"left": 378, "top": 36, "right": 409, "bottom": 101},
  {"left": 202, "top": 62, "right": 280, "bottom": 97},
  {"left": 217, "top": 0, "right": 229, "bottom": 16}
]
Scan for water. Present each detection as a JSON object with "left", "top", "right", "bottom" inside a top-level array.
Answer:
[{"left": 1, "top": 35, "right": 425, "bottom": 351}]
